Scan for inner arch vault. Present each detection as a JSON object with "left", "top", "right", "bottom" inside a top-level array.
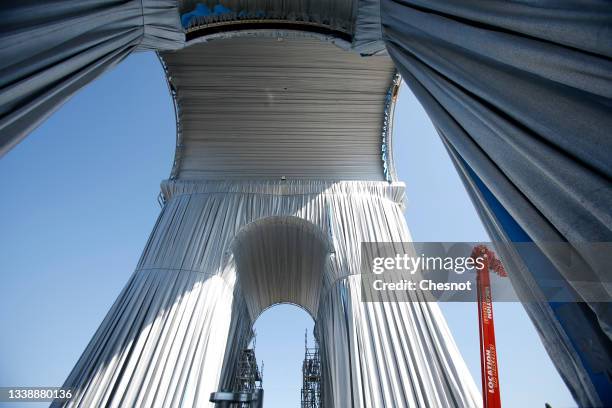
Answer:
[{"left": 231, "top": 215, "right": 333, "bottom": 320}]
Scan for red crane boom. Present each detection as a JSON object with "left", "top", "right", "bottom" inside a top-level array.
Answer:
[{"left": 472, "top": 245, "right": 507, "bottom": 408}]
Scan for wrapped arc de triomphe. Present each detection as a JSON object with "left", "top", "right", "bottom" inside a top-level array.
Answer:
[
  {"left": 53, "top": 33, "right": 481, "bottom": 407},
  {"left": 1, "top": 1, "right": 610, "bottom": 407}
]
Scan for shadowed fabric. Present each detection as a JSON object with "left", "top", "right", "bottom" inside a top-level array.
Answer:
[
  {"left": 0, "top": 0, "right": 184, "bottom": 156},
  {"left": 53, "top": 180, "right": 481, "bottom": 407},
  {"left": 180, "top": 0, "right": 355, "bottom": 34},
  {"left": 352, "top": 0, "right": 386, "bottom": 55},
  {"left": 443, "top": 139, "right": 610, "bottom": 407},
  {"left": 380, "top": 1, "right": 612, "bottom": 406}
]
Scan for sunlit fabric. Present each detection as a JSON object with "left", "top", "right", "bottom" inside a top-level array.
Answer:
[
  {"left": 0, "top": 0, "right": 184, "bottom": 156},
  {"left": 53, "top": 180, "right": 481, "bottom": 407},
  {"left": 2, "top": 1, "right": 610, "bottom": 406},
  {"left": 160, "top": 36, "right": 396, "bottom": 180},
  {"left": 380, "top": 1, "right": 612, "bottom": 405}
]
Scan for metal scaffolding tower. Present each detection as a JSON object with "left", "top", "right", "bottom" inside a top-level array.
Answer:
[
  {"left": 210, "top": 346, "right": 263, "bottom": 408},
  {"left": 301, "top": 331, "right": 322, "bottom": 408},
  {"left": 235, "top": 347, "right": 263, "bottom": 396}
]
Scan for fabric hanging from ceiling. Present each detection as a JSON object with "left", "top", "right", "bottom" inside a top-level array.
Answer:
[
  {"left": 352, "top": 0, "right": 386, "bottom": 55},
  {"left": 55, "top": 179, "right": 480, "bottom": 407},
  {"left": 379, "top": 1, "right": 612, "bottom": 406},
  {"left": 443, "top": 138, "right": 608, "bottom": 406},
  {"left": 0, "top": 0, "right": 184, "bottom": 156}
]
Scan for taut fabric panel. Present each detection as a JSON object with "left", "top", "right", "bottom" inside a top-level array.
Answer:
[
  {"left": 160, "top": 37, "right": 396, "bottom": 181},
  {"left": 380, "top": 1, "right": 612, "bottom": 405},
  {"left": 0, "top": 0, "right": 184, "bottom": 156}
]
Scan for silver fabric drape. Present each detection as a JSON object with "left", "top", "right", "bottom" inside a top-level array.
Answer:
[
  {"left": 318, "top": 274, "right": 480, "bottom": 407},
  {"left": 54, "top": 180, "right": 480, "bottom": 407},
  {"left": 352, "top": 0, "right": 386, "bottom": 55},
  {"left": 442, "top": 139, "right": 605, "bottom": 406},
  {"left": 379, "top": 1, "right": 612, "bottom": 406},
  {"left": 159, "top": 36, "right": 396, "bottom": 181},
  {"left": 0, "top": 0, "right": 184, "bottom": 156}
]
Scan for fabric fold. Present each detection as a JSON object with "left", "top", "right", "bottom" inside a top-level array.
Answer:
[
  {"left": 0, "top": 0, "right": 184, "bottom": 156},
  {"left": 381, "top": 1, "right": 612, "bottom": 405},
  {"left": 55, "top": 179, "right": 480, "bottom": 407}
]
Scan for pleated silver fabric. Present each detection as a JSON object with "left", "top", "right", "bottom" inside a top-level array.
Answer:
[
  {"left": 160, "top": 36, "right": 396, "bottom": 181},
  {"left": 0, "top": 0, "right": 184, "bottom": 156},
  {"left": 54, "top": 180, "right": 480, "bottom": 407},
  {"left": 318, "top": 275, "right": 480, "bottom": 408},
  {"left": 379, "top": 1, "right": 612, "bottom": 406},
  {"left": 442, "top": 139, "right": 604, "bottom": 406}
]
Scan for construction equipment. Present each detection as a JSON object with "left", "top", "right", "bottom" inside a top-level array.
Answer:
[
  {"left": 211, "top": 347, "right": 264, "bottom": 407},
  {"left": 472, "top": 245, "right": 507, "bottom": 408},
  {"left": 301, "top": 331, "right": 322, "bottom": 408}
]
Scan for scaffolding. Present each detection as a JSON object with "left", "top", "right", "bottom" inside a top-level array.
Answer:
[
  {"left": 301, "top": 331, "right": 322, "bottom": 408},
  {"left": 235, "top": 347, "right": 263, "bottom": 395},
  {"left": 210, "top": 346, "right": 263, "bottom": 408}
]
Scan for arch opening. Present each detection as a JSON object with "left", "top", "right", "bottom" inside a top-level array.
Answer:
[{"left": 251, "top": 304, "right": 316, "bottom": 408}]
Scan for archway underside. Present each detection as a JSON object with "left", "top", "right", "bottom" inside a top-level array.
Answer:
[
  {"left": 160, "top": 35, "right": 397, "bottom": 181},
  {"left": 231, "top": 216, "right": 333, "bottom": 320}
]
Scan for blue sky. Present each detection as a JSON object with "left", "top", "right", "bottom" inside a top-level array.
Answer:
[{"left": 0, "top": 51, "right": 575, "bottom": 407}]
